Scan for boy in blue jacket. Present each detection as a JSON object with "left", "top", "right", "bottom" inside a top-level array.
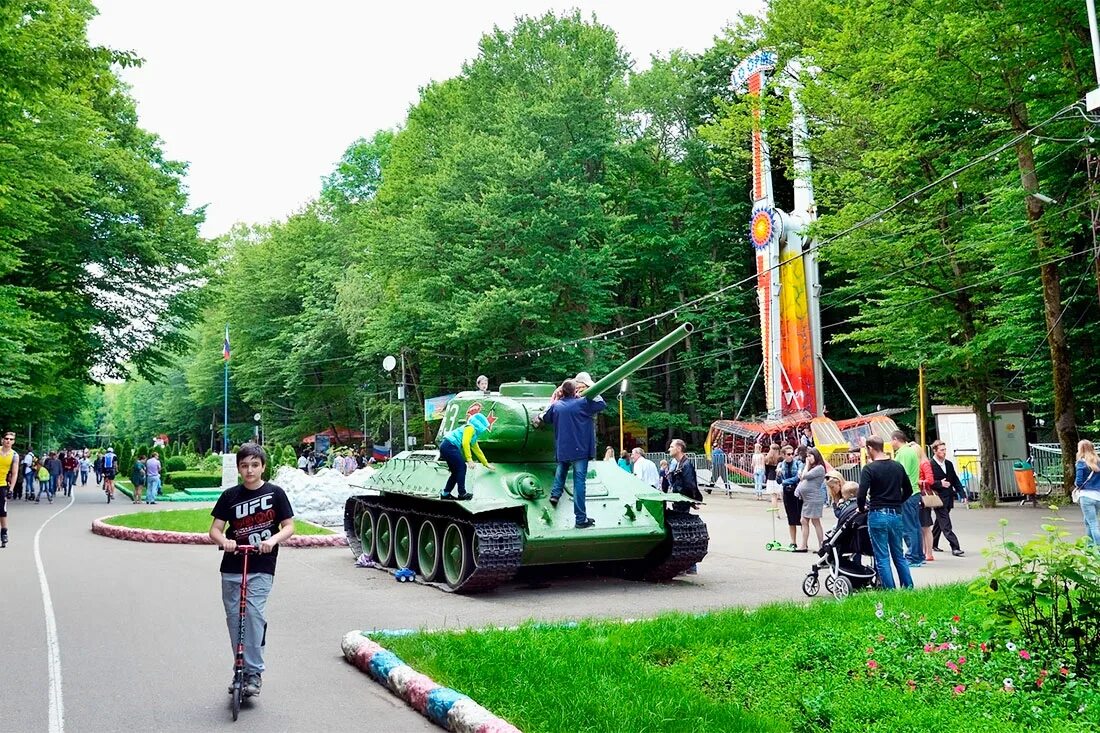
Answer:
[{"left": 438, "top": 412, "right": 494, "bottom": 500}]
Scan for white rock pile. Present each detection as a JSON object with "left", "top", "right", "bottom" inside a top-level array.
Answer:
[{"left": 273, "top": 465, "right": 375, "bottom": 527}]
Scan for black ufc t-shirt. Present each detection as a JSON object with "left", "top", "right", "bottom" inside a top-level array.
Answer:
[{"left": 212, "top": 482, "right": 295, "bottom": 575}]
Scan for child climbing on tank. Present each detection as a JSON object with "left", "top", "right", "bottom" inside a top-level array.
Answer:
[{"left": 438, "top": 412, "right": 494, "bottom": 500}]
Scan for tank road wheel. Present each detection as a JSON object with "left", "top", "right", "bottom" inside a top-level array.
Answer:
[
  {"left": 394, "top": 515, "right": 416, "bottom": 571},
  {"left": 359, "top": 508, "right": 377, "bottom": 561},
  {"left": 376, "top": 512, "right": 397, "bottom": 568},
  {"left": 417, "top": 519, "right": 442, "bottom": 582},
  {"left": 442, "top": 522, "right": 473, "bottom": 590}
]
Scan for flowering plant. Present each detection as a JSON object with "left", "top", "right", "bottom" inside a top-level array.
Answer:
[
  {"left": 968, "top": 516, "right": 1100, "bottom": 674},
  {"left": 863, "top": 603, "right": 1095, "bottom": 726}
]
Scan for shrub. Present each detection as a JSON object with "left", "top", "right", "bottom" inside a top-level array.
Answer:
[
  {"left": 165, "top": 471, "right": 222, "bottom": 491},
  {"left": 198, "top": 453, "right": 222, "bottom": 472},
  {"left": 969, "top": 516, "right": 1100, "bottom": 674},
  {"left": 164, "top": 456, "right": 188, "bottom": 473}
]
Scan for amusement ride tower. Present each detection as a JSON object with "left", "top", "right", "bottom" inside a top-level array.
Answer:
[{"left": 732, "top": 51, "right": 824, "bottom": 419}]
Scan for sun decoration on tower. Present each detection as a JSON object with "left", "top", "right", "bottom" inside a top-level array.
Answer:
[{"left": 750, "top": 204, "right": 781, "bottom": 251}]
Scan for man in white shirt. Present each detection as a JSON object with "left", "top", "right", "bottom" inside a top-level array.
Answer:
[
  {"left": 630, "top": 448, "right": 660, "bottom": 490},
  {"left": 297, "top": 453, "right": 308, "bottom": 472}
]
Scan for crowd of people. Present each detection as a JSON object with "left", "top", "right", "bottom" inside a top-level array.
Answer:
[
  {"left": 0, "top": 437, "right": 139, "bottom": 548},
  {"left": 295, "top": 447, "right": 373, "bottom": 475}
]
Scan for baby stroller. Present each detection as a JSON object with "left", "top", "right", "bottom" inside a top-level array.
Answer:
[{"left": 802, "top": 504, "right": 878, "bottom": 599}]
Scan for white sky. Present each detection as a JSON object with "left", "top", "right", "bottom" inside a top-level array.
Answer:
[{"left": 87, "top": 1, "right": 764, "bottom": 238}]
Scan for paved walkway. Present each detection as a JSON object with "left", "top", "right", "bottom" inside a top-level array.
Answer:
[
  {"left": 0, "top": 486, "right": 433, "bottom": 733},
  {"left": 1, "top": 482, "right": 1083, "bottom": 732}
]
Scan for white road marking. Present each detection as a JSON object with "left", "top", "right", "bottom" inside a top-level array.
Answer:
[{"left": 34, "top": 494, "right": 75, "bottom": 733}]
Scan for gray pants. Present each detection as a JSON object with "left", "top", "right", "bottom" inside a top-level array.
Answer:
[{"left": 220, "top": 572, "right": 273, "bottom": 675}]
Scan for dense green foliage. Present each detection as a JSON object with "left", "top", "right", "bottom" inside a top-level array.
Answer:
[
  {"left": 971, "top": 518, "right": 1100, "bottom": 673},
  {"left": 384, "top": 583, "right": 1096, "bottom": 733},
  {"left": 0, "top": 1, "right": 212, "bottom": 445}
]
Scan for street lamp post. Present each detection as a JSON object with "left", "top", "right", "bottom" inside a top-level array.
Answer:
[
  {"left": 400, "top": 350, "right": 409, "bottom": 453},
  {"left": 382, "top": 355, "right": 398, "bottom": 455},
  {"left": 618, "top": 379, "right": 629, "bottom": 456},
  {"left": 360, "top": 384, "right": 368, "bottom": 453},
  {"left": 253, "top": 412, "right": 262, "bottom": 446}
]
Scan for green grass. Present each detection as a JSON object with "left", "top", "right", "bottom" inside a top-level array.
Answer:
[
  {"left": 383, "top": 584, "right": 1097, "bottom": 733},
  {"left": 104, "top": 508, "right": 333, "bottom": 535}
]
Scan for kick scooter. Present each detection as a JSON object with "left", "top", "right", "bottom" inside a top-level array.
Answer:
[
  {"left": 765, "top": 507, "right": 788, "bottom": 551},
  {"left": 227, "top": 545, "right": 256, "bottom": 721}
]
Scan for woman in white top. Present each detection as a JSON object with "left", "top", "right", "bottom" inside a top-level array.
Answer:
[
  {"left": 1074, "top": 439, "right": 1100, "bottom": 545},
  {"left": 751, "top": 444, "right": 766, "bottom": 500}
]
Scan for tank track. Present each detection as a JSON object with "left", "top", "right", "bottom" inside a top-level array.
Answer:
[
  {"left": 344, "top": 495, "right": 523, "bottom": 594},
  {"left": 344, "top": 496, "right": 364, "bottom": 558},
  {"left": 633, "top": 511, "right": 710, "bottom": 582}
]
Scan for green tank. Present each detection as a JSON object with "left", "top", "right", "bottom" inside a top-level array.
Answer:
[{"left": 343, "top": 324, "right": 709, "bottom": 593}]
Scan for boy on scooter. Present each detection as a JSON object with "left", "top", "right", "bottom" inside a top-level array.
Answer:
[{"left": 209, "top": 443, "right": 295, "bottom": 699}]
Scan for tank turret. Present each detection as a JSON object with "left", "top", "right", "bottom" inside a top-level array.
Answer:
[
  {"left": 435, "top": 323, "right": 694, "bottom": 462},
  {"left": 345, "top": 323, "right": 708, "bottom": 593}
]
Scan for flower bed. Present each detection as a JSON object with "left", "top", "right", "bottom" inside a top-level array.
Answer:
[{"left": 93, "top": 510, "right": 346, "bottom": 547}]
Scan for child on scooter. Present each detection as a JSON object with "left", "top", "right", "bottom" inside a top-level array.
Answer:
[{"left": 209, "top": 443, "right": 295, "bottom": 700}]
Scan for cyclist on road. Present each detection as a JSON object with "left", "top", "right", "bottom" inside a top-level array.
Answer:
[{"left": 102, "top": 447, "right": 118, "bottom": 502}]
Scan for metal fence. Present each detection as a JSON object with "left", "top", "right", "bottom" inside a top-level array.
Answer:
[
  {"left": 678, "top": 444, "right": 1072, "bottom": 501},
  {"left": 643, "top": 452, "right": 754, "bottom": 487}
]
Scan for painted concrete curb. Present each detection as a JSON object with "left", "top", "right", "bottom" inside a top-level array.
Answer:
[
  {"left": 341, "top": 630, "right": 522, "bottom": 733},
  {"left": 91, "top": 518, "right": 348, "bottom": 547}
]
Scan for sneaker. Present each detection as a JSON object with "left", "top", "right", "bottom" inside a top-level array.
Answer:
[
  {"left": 455, "top": 493, "right": 472, "bottom": 501},
  {"left": 549, "top": 496, "right": 559, "bottom": 507},
  {"left": 575, "top": 519, "right": 595, "bottom": 529},
  {"left": 907, "top": 558, "right": 925, "bottom": 567},
  {"left": 439, "top": 493, "right": 455, "bottom": 500},
  {"left": 243, "top": 673, "right": 261, "bottom": 697},
  {"left": 952, "top": 549, "right": 965, "bottom": 557},
  {"left": 932, "top": 546, "right": 943, "bottom": 552}
]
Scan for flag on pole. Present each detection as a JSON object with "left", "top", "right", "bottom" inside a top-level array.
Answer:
[{"left": 223, "top": 325, "right": 231, "bottom": 361}]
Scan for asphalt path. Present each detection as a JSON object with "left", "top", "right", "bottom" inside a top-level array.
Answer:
[
  {"left": 1, "top": 481, "right": 1081, "bottom": 733},
  {"left": 1, "top": 485, "right": 433, "bottom": 733}
]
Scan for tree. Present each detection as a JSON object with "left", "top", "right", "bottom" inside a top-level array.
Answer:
[
  {"left": 749, "top": 0, "right": 1097, "bottom": 498},
  {"left": 0, "top": 1, "right": 213, "bottom": 439}
]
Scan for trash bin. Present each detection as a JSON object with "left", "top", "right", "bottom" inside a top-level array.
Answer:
[{"left": 1013, "top": 460, "right": 1036, "bottom": 496}]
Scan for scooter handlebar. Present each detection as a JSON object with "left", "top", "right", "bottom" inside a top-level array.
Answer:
[{"left": 219, "top": 544, "right": 257, "bottom": 553}]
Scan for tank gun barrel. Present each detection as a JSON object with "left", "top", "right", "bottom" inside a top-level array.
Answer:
[{"left": 585, "top": 323, "right": 694, "bottom": 400}]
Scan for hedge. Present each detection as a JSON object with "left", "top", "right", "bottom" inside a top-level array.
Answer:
[{"left": 164, "top": 470, "right": 222, "bottom": 491}]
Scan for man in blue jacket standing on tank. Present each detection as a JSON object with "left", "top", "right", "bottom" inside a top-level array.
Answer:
[{"left": 535, "top": 378, "right": 607, "bottom": 529}]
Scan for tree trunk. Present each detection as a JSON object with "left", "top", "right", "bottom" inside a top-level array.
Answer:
[
  {"left": 1009, "top": 102, "right": 1079, "bottom": 489},
  {"left": 973, "top": 399, "right": 999, "bottom": 507}
]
